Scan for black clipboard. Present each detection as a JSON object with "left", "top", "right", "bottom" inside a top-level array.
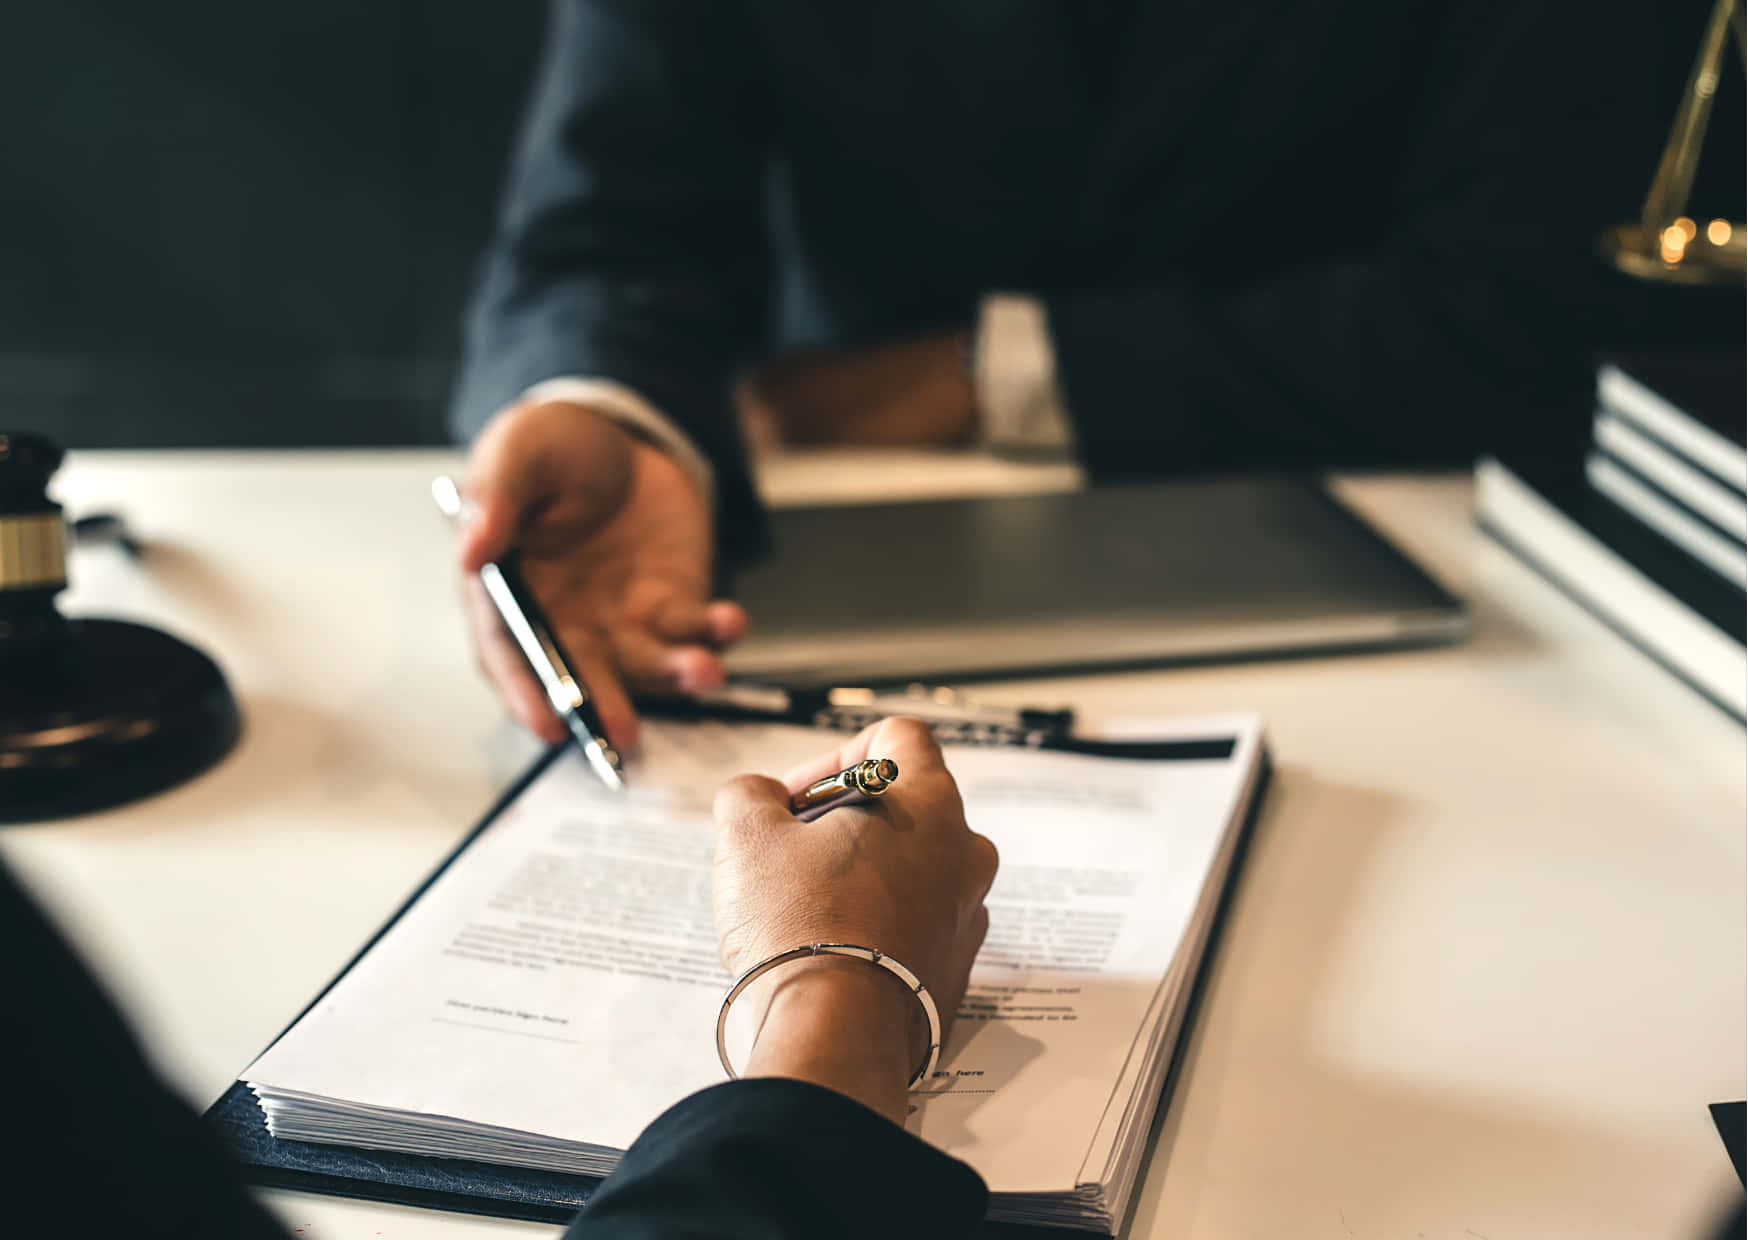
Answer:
[{"left": 205, "top": 721, "right": 1272, "bottom": 1238}]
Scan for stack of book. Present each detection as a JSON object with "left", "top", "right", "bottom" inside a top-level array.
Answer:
[{"left": 1476, "top": 355, "right": 1745, "bottom": 720}]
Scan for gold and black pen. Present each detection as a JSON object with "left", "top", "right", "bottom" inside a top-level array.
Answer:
[
  {"left": 790, "top": 758, "right": 898, "bottom": 822},
  {"left": 431, "top": 476, "right": 625, "bottom": 791}
]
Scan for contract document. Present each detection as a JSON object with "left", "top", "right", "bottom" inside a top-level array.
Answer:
[{"left": 243, "top": 715, "right": 1268, "bottom": 1233}]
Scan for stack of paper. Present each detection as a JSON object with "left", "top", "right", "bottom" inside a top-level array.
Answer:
[{"left": 245, "top": 716, "right": 1268, "bottom": 1233}]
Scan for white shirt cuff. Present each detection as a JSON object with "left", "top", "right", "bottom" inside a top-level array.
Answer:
[
  {"left": 972, "top": 293, "right": 1076, "bottom": 456},
  {"left": 519, "top": 376, "right": 716, "bottom": 507}
]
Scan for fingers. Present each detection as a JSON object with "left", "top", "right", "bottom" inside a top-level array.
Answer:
[
  {"left": 722, "top": 720, "right": 950, "bottom": 826},
  {"left": 866, "top": 717, "right": 952, "bottom": 774},
  {"left": 458, "top": 401, "right": 631, "bottom": 572},
  {"left": 645, "top": 598, "right": 747, "bottom": 693},
  {"left": 466, "top": 575, "right": 734, "bottom": 748},
  {"left": 714, "top": 773, "right": 795, "bottom": 844},
  {"left": 464, "top": 577, "right": 641, "bottom": 751},
  {"left": 969, "top": 903, "right": 991, "bottom": 952},
  {"left": 644, "top": 595, "right": 724, "bottom": 643},
  {"left": 457, "top": 414, "right": 545, "bottom": 573},
  {"left": 594, "top": 622, "right": 729, "bottom": 697},
  {"left": 780, "top": 744, "right": 865, "bottom": 797},
  {"left": 556, "top": 586, "right": 742, "bottom": 700},
  {"left": 636, "top": 597, "right": 747, "bottom": 689},
  {"left": 457, "top": 402, "right": 733, "bottom": 750},
  {"left": 455, "top": 491, "right": 517, "bottom": 575},
  {"left": 703, "top": 600, "right": 749, "bottom": 649},
  {"left": 779, "top": 716, "right": 947, "bottom": 795},
  {"left": 664, "top": 646, "right": 728, "bottom": 694},
  {"left": 966, "top": 831, "right": 1000, "bottom": 902},
  {"left": 463, "top": 577, "right": 566, "bottom": 745},
  {"left": 569, "top": 648, "right": 640, "bottom": 754},
  {"left": 652, "top": 597, "right": 747, "bottom": 652}
]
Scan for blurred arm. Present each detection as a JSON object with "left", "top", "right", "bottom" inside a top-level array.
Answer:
[
  {"left": 565, "top": 1080, "right": 987, "bottom": 1240},
  {"left": 4, "top": 859, "right": 290, "bottom": 1239},
  {"left": 451, "top": 0, "right": 771, "bottom": 565},
  {"left": 1045, "top": 0, "right": 1637, "bottom": 477}
]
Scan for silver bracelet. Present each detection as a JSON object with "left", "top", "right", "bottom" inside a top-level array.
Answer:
[{"left": 716, "top": 943, "right": 943, "bottom": 1089}]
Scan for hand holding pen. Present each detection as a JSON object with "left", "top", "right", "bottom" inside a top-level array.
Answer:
[
  {"left": 790, "top": 757, "right": 899, "bottom": 821},
  {"left": 713, "top": 718, "right": 998, "bottom": 1123},
  {"left": 451, "top": 402, "right": 747, "bottom": 754},
  {"left": 435, "top": 477, "right": 627, "bottom": 789}
]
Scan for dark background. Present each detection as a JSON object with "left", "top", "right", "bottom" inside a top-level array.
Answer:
[
  {"left": 2, "top": 1, "right": 543, "bottom": 446},
  {"left": 2, "top": 1, "right": 1741, "bottom": 449}
]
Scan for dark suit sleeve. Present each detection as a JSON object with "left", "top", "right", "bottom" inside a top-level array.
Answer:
[
  {"left": 451, "top": 0, "right": 771, "bottom": 566},
  {"left": 1048, "top": 1, "right": 1641, "bottom": 478},
  {"left": 3, "top": 859, "right": 290, "bottom": 1240},
  {"left": 4, "top": 853, "right": 984, "bottom": 1240},
  {"left": 566, "top": 1079, "right": 988, "bottom": 1240}
]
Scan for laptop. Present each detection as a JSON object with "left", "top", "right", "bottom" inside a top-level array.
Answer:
[{"left": 724, "top": 477, "right": 1467, "bottom": 685}]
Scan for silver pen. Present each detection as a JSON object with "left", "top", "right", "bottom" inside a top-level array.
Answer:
[
  {"left": 789, "top": 758, "right": 899, "bottom": 822},
  {"left": 431, "top": 476, "right": 625, "bottom": 790}
]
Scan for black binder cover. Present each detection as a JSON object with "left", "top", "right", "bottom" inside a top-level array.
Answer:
[{"left": 206, "top": 739, "right": 1272, "bottom": 1237}]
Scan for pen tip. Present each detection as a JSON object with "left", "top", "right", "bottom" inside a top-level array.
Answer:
[{"left": 586, "top": 742, "right": 627, "bottom": 791}]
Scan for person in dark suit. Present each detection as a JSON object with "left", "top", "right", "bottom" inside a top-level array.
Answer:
[
  {"left": 8, "top": 719, "right": 997, "bottom": 1239},
  {"left": 448, "top": 1, "right": 1642, "bottom": 750}
]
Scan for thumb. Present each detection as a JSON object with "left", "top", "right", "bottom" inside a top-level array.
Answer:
[
  {"left": 458, "top": 413, "right": 547, "bottom": 572},
  {"left": 455, "top": 488, "right": 520, "bottom": 573},
  {"left": 714, "top": 773, "right": 795, "bottom": 844},
  {"left": 458, "top": 402, "right": 636, "bottom": 572}
]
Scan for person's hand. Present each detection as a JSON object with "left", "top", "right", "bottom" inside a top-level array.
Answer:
[
  {"left": 736, "top": 330, "right": 978, "bottom": 449},
  {"left": 712, "top": 718, "right": 999, "bottom": 1123},
  {"left": 457, "top": 400, "right": 747, "bottom": 753}
]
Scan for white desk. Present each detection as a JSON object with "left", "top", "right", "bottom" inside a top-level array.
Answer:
[{"left": 4, "top": 449, "right": 1741, "bottom": 1239}]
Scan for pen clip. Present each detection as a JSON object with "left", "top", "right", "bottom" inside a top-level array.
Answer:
[
  {"left": 815, "top": 686, "right": 1073, "bottom": 748},
  {"left": 690, "top": 682, "right": 1076, "bottom": 747},
  {"left": 813, "top": 705, "right": 1058, "bottom": 749}
]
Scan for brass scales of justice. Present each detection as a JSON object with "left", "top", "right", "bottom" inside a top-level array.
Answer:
[{"left": 1599, "top": 0, "right": 1746, "bottom": 284}]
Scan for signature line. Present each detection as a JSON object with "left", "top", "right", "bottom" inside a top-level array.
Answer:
[{"left": 432, "top": 1016, "right": 584, "bottom": 1044}]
